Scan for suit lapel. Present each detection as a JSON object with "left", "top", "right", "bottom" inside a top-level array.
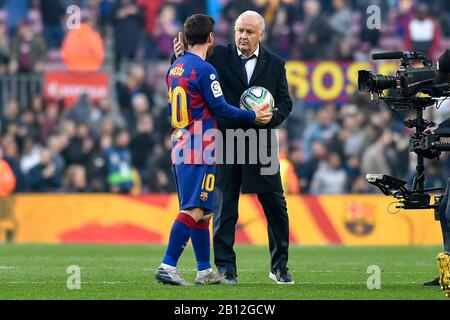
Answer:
[
  {"left": 229, "top": 45, "right": 247, "bottom": 86},
  {"left": 249, "top": 45, "right": 267, "bottom": 86}
]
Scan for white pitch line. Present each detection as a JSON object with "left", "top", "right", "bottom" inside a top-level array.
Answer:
[{"left": 1, "top": 280, "right": 424, "bottom": 285}]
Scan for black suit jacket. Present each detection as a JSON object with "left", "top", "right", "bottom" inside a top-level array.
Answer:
[
  {"left": 208, "top": 44, "right": 292, "bottom": 193},
  {"left": 170, "top": 44, "right": 292, "bottom": 193}
]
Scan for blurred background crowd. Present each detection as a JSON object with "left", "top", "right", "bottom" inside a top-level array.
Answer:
[{"left": 1, "top": 0, "right": 450, "bottom": 195}]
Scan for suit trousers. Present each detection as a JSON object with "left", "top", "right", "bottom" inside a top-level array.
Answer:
[{"left": 212, "top": 163, "right": 290, "bottom": 274}]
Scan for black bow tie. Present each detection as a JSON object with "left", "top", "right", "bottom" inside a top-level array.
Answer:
[{"left": 240, "top": 55, "right": 256, "bottom": 66}]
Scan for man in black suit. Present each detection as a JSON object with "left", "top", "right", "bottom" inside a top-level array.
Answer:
[{"left": 173, "top": 10, "right": 293, "bottom": 284}]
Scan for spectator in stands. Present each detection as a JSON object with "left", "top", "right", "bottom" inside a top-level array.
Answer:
[
  {"left": 20, "top": 136, "right": 41, "bottom": 175},
  {"left": 298, "top": 140, "right": 328, "bottom": 193},
  {"left": 27, "top": 0, "right": 43, "bottom": 36},
  {"left": 302, "top": 103, "right": 339, "bottom": 162},
  {"left": 145, "top": 136, "right": 175, "bottom": 192},
  {"left": 63, "top": 164, "right": 88, "bottom": 192},
  {"left": 1, "top": 99, "right": 20, "bottom": 136},
  {"left": 404, "top": 3, "right": 442, "bottom": 62},
  {"left": 104, "top": 128, "right": 134, "bottom": 193},
  {"left": 345, "top": 154, "right": 362, "bottom": 188},
  {"left": 329, "top": 0, "right": 352, "bottom": 51},
  {"left": 15, "top": 110, "right": 40, "bottom": 150},
  {"left": 129, "top": 113, "right": 156, "bottom": 182},
  {"left": 3, "top": 0, "right": 29, "bottom": 37},
  {"left": 39, "top": 100, "right": 62, "bottom": 143},
  {"left": 89, "top": 97, "right": 125, "bottom": 140},
  {"left": 361, "top": 127, "right": 395, "bottom": 180},
  {"left": 153, "top": 4, "right": 180, "bottom": 58},
  {"left": 99, "top": 118, "right": 115, "bottom": 145},
  {"left": 222, "top": 0, "right": 261, "bottom": 27},
  {"left": 175, "top": 0, "right": 207, "bottom": 23},
  {"left": 9, "top": 18, "right": 46, "bottom": 74},
  {"left": 63, "top": 93, "right": 93, "bottom": 124},
  {"left": 27, "top": 147, "right": 63, "bottom": 192},
  {"left": 40, "top": 0, "right": 64, "bottom": 49},
  {"left": 335, "top": 38, "right": 354, "bottom": 61},
  {"left": 310, "top": 151, "right": 347, "bottom": 194},
  {"left": 338, "top": 104, "right": 367, "bottom": 158},
  {"left": 110, "top": 0, "right": 145, "bottom": 70},
  {"left": 98, "top": 0, "right": 115, "bottom": 34},
  {"left": 394, "top": 0, "right": 412, "bottom": 36},
  {"left": 300, "top": 0, "right": 333, "bottom": 60},
  {"left": 116, "top": 64, "right": 154, "bottom": 120},
  {"left": 31, "top": 94, "right": 44, "bottom": 119},
  {"left": 136, "top": 0, "right": 164, "bottom": 35},
  {"left": 62, "top": 122, "right": 94, "bottom": 167},
  {"left": 134, "top": 0, "right": 162, "bottom": 59},
  {"left": 267, "top": 5, "right": 293, "bottom": 59},
  {"left": 47, "top": 133, "right": 66, "bottom": 178},
  {"left": 127, "top": 93, "right": 149, "bottom": 136},
  {"left": 61, "top": 14, "right": 104, "bottom": 72},
  {"left": 0, "top": 21, "right": 10, "bottom": 74}
]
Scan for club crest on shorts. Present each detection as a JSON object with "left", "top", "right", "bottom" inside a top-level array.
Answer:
[{"left": 200, "top": 192, "right": 208, "bottom": 201}]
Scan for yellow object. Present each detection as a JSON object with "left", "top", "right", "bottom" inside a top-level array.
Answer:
[{"left": 436, "top": 252, "right": 450, "bottom": 298}]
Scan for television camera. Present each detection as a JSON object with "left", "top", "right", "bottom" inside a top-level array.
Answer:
[{"left": 358, "top": 50, "right": 450, "bottom": 216}]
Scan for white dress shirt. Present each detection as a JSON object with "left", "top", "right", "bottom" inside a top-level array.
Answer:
[{"left": 237, "top": 45, "right": 259, "bottom": 84}]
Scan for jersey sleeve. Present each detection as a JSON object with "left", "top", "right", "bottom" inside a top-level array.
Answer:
[{"left": 197, "top": 64, "right": 255, "bottom": 122}]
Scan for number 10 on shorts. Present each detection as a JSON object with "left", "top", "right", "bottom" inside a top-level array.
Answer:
[{"left": 201, "top": 173, "right": 215, "bottom": 192}]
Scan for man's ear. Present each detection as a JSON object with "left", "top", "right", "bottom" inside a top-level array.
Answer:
[
  {"left": 208, "top": 32, "right": 214, "bottom": 43},
  {"left": 260, "top": 30, "right": 265, "bottom": 41}
]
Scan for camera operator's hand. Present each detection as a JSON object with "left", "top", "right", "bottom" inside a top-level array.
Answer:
[{"left": 424, "top": 123, "right": 438, "bottom": 134}]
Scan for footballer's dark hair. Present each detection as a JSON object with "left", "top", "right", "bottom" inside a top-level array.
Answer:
[{"left": 183, "top": 14, "right": 215, "bottom": 47}]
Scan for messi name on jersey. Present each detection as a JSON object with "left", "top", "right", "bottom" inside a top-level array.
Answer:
[{"left": 167, "top": 53, "right": 225, "bottom": 166}]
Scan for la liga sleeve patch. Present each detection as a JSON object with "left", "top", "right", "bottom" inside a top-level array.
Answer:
[{"left": 211, "top": 80, "right": 223, "bottom": 98}]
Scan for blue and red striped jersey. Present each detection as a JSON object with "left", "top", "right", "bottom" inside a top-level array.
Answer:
[{"left": 167, "top": 52, "right": 254, "bottom": 165}]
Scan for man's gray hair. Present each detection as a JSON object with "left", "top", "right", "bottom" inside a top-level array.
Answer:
[{"left": 235, "top": 10, "right": 265, "bottom": 32}]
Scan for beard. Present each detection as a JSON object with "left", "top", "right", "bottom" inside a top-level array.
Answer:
[{"left": 206, "top": 44, "right": 214, "bottom": 59}]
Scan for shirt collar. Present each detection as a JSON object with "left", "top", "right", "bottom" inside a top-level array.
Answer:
[{"left": 237, "top": 45, "right": 259, "bottom": 59}]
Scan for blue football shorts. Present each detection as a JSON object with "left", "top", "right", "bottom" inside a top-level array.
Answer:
[{"left": 172, "top": 164, "right": 216, "bottom": 213}]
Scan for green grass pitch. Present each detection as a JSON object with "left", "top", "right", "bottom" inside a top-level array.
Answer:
[{"left": 0, "top": 244, "right": 447, "bottom": 300}]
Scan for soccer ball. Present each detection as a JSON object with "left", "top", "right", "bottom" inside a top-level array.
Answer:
[{"left": 239, "top": 86, "right": 274, "bottom": 113}]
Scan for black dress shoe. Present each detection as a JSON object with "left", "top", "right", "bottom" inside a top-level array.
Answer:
[
  {"left": 269, "top": 267, "right": 294, "bottom": 284},
  {"left": 219, "top": 272, "right": 237, "bottom": 285},
  {"left": 423, "top": 277, "right": 440, "bottom": 286}
]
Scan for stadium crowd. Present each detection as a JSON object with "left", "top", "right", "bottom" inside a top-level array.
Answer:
[{"left": 1, "top": 0, "right": 450, "bottom": 195}]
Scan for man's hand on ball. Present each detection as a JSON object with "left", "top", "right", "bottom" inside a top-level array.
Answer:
[
  {"left": 173, "top": 32, "right": 185, "bottom": 58},
  {"left": 254, "top": 108, "right": 273, "bottom": 126}
]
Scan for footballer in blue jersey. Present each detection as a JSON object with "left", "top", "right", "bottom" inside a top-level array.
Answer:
[{"left": 155, "top": 14, "right": 272, "bottom": 286}]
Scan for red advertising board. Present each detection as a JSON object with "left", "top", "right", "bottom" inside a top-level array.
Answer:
[{"left": 44, "top": 71, "right": 109, "bottom": 107}]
